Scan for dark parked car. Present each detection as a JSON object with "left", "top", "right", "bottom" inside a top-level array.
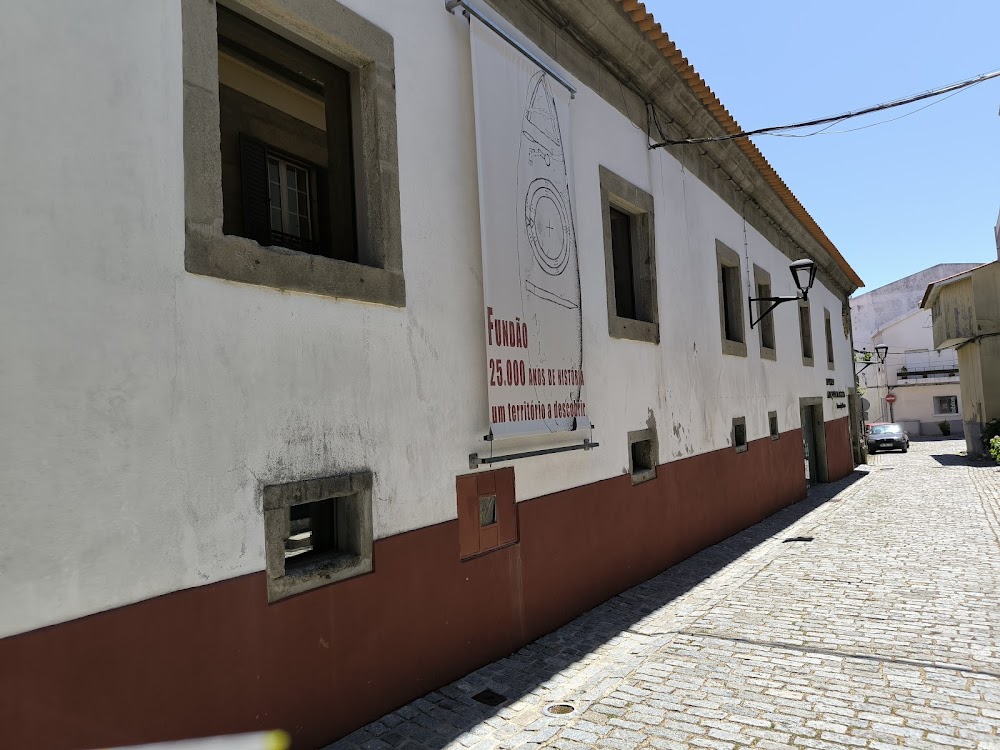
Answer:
[{"left": 867, "top": 423, "right": 909, "bottom": 454}]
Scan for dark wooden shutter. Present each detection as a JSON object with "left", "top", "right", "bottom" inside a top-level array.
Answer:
[
  {"left": 456, "top": 474, "right": 480, "bottom": 559},
  {"left": 315, "top": 165, "right": 333, "bottom": 258},
  {"left": 494, "top": 468, "right": 517, "bottom": 547},
  {"left": 239, "top": 133, "right": 271, "bottom": 247}
]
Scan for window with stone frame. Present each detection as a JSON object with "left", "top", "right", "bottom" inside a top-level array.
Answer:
[
  {"left": 799, "top": 300, "right": 814, "bottom": 366},
  {"left": 182, "top": 0, "right": 403, "bottom": 306},
  {"left": 753, "top": 264, "right": 776, "bottom": 361},
  {"left": 716, "top": 242, "right": 746, "bottom": 357},
  {"left": 934, "top": 395, "right": 959, "bottom": 415},
  {"left": 824, "top": 308, "right": 835, "bottom": 369},
  {"left": 217, "top": 8, "right": 356, "bottom": 261},
  {"left": 599, "top": 167, "right": 659, "bottom": 344}
]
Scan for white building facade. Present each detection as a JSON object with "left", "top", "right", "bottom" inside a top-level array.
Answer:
[
  {"left": 0, "top": 1, "right": 861, "bottom": 747},
  {"left": 869, "top": 309, "right": 963, "bottom": 435},
  {"left": 851, "top": 264, "right": 980, "bottom": 434}
]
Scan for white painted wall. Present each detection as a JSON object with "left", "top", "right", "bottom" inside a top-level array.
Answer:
[
  {"left": 861, "top": 309, "right": 960, "bottom": 428},
  {"left": 0, "top": 0, "right": 857, "bottom": 638},
  {"left": 851, "top": 264, "right": 981, "bottom": 355},
  {"left": 873, "top": 309, "right": 960, "bottom": 384},
  {"left": 887, "top": 383, "right": 962, "bottom": 436}
]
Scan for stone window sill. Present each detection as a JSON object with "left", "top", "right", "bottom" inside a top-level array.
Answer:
[
  {"left": 268, "top": 552, "right": 371, "bottom": 602},
  {"left": 722, "top": 338, "right": 748, "bottom": 358},
  {"left": 609, "top": 315, "right": 659, "bottom": 344},
  {"left": 185, "top": 228, "right": 405, "bottom": 307}
]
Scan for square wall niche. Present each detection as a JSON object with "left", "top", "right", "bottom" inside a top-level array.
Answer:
[
  {"left": 732, "top": 417, "right": 748, "bottom": 453},
  {"left": 264, "top": 470, "right": 373, "bottom": 602},
  {"left": 628, "top": 427, "right": 658, "bottom": 485},
  {"left": 456, "top": 468, "right": 517, "bottom": 559}
]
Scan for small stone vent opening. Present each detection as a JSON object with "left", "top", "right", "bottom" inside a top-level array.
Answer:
[
  {"left": 627, "top": 427, "right": 657, "bottom": 485},
  {"left": 284, "top": 497, "right": 353, "bottom": 573},
  {"left": 632, "top": 439, "right": 654, "bottom": 474},
  {"left": 264, "top": 471, "right": 373, "bottom": 602},
  {"left": 768, "top": 411, "right": 779, "bottom": 441},
  {"left": 733, "top": 416, "right": 748, "bottom": 453}
]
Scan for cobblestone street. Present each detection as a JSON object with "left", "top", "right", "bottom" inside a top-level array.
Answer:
[{"left": 329, "top": 439, "right": 1000, "bottom": 750}]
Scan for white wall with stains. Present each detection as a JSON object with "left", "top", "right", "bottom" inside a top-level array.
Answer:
[{"left": 0, "top": 0, "right": 857, "bottom": 638}]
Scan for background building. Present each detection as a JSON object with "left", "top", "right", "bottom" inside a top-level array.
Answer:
[
  {"left": 869, "top": 309, "right": 963, "bottom": 435},
  {"left": 0, "top": 1, "right": 862, "bottom": 747},
  {"left": 923, "top": 261, "right": 1000, "bottom": 454},
  {"left": 851, "top": 264, "right": 979, "bottom": 431}
]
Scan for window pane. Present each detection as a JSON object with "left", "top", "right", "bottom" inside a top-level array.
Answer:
[
  {"left": 825, "top": 315, "right": 834, "bottom": 364},
  {"left": 758, "top": 282, "right": 775, "bottom": 350},
  {"left": 722, "top": 266, "right": 743, "bottom": 343},
  {"left": 267, "top": 156, "right": 282, "bottom": 238},
  {"left": 286, "top": 164, "right": 298, "bottom": 191},
  {"left": 610, "top": 207, "right": 636, "bottom": 319},
  {"left": 799, "top": 306, "right": 813, "bottom": 358}
]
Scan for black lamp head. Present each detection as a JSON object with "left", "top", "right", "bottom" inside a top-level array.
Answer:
[
  {"left": 874, "top": 345, "right": 889, "bottom": 363},
  {"left": 789, "top": 258, "right": 818, "bottom": 298}
]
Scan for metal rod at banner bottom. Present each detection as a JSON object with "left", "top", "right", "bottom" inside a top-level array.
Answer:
[{"left": 470, "top": 439, "right": 599, "bottom": 468}]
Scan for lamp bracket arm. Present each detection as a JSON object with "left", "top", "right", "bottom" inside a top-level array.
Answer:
[{"left": 748, "top": 294, "right": 800, "bottom": 329}]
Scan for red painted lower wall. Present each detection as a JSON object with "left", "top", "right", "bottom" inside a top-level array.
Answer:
[
  {"left": 825, "top": 416, "right": 855, "bottom": 482},
  {"left": 0, "top": 418, "right": 852, "bottom": 750}
]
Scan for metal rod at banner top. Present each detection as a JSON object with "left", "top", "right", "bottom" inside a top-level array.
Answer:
[
  {"left": 445, "top": 0, "right": 577, "bottom": 98},
  {"left": 470, "top": 440, "right": 598, "bottom": 468}
]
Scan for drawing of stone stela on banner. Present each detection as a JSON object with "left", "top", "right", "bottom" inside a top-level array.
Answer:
[{"left": 470, "top": 17, "right": 588, "bottom": 439}]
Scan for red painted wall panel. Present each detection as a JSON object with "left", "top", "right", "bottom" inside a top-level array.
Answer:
[
  {"left": 825, "top": 416, "right": 855, "bottom": 481},
  {"left": 0, "top": 423, "right": 852, "bottom": 750}
]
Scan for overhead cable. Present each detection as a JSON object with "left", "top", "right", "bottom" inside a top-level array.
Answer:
[{"left": 650, "top": 68, "right": 1000, "bottom": 148}]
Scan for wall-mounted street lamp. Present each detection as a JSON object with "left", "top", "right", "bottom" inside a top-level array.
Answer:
[
  {"left": 856, "top": 345, "right": 888, "bottom": 375},
  {"left": 749, "top": 258, "right": 818, "bottom": 329}
]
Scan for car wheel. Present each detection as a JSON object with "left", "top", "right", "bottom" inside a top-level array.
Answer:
[
  {"left": 869, "top": 449, "right": 877, "bottom": 455},
  {"left": 901, "top": 446, "right": 908, "bottom": 453}
]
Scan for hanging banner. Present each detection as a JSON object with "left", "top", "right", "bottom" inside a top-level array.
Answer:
[{"left": 470, "top": 17, "right": 589, "bottom": 439}]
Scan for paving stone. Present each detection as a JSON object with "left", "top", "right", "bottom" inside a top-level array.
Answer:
[{"left": 324, "top": 441, "right": 1000, "bottom": 750}]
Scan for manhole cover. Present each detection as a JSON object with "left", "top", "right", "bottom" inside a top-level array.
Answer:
[
  {"left": 783, "top": 536, "right": 814, "bottom": 543},
  {"left": 544, "top": 703, "right": 576, "bottom": 716},
  {"left": 472, "top": 689, "right": 507, "bottom": 707}
]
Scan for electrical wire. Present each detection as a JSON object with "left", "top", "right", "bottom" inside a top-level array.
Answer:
[
  {"left": 771, "top": 87, "right": 968, "bottom": 138},
  {"left": 650, "top": 67, "right": 1000, "bottom": 148}
]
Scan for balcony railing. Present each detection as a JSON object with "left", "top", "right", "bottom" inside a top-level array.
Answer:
[{"left": 896, "top": 365, "right": 959, "bottom": 381}]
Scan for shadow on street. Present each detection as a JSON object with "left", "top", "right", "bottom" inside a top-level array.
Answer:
[{"left": 332, "top": 469, "right": 869, "bottom": 749}]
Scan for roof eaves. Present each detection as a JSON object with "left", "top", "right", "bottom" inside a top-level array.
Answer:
[
  {"left": 919, "top": 260, "right": 996, "bottom": 308},
  {"left": 616, "top": 0, "right": 864, "bottom": 289}
]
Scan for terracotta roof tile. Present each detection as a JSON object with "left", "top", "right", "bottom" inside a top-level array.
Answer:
[{"left": 614, "top": 0, "right": 863, "bottom": 288}]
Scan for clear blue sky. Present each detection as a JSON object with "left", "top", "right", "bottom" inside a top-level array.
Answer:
[{"left": 644, "top": 0, "right": 1000, "bottom": 295}]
